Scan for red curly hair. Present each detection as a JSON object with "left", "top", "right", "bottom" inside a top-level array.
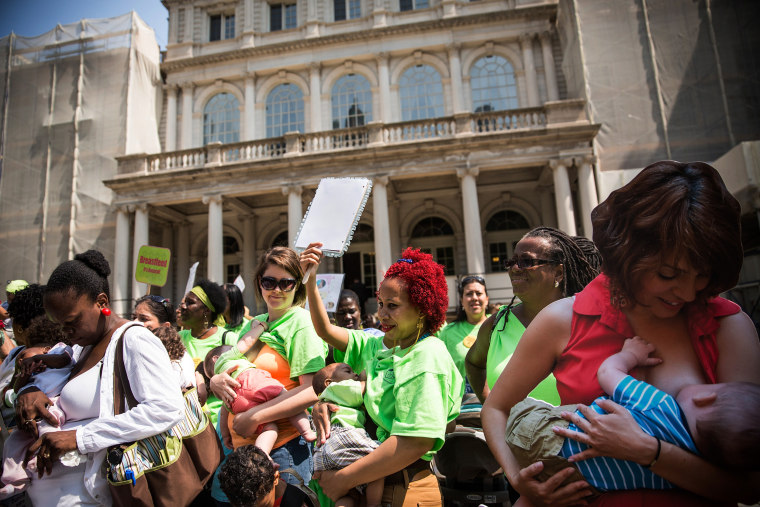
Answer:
[{"left": 382, "top": 247, "right": 449, "bottom": 333}]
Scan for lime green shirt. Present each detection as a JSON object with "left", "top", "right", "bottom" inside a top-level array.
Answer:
[
  {"left": 486, "top": 307, "right": 560, "bottom": 405},
  {"left": 319, "top": 379, "right": 365, "bottom": 429},
  {"left": 253, "top": 306, "right": 327, "bottom": 379},
  {"left": 438, "top": 318, "right": 489, "bottom": 386},
  {"left": 225, "top": 319, "right": 250, "bottom": 338},
  {"left": 335, "top": 331, "right": 463, "bottom": 460},
  {"left": 214, "top": 348, "right": 254, "bottom": 379}
]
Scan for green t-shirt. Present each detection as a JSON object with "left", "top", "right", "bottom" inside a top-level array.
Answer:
[
  {"left": 225, "top": 318, "right": 250, "bottom": 338},
  {"left": 486, "top": 306, "right": 560, "bottom": 405},
  {"left": 214, "top": 348, "right": 254, "bottom": 379},
  {"left": 335, "top": 331, "right": 463, "bottom": 460},
  {"left": 438, "top": 318, "right": 489, "bottom": 386},
  {"left": 253, "top": 306, "right": 327, "bottom": 379},
  {"left": 319, "top": 379, "right": 365, "bottom": 429},
  {"left": 179, "top": 327, "right": 238, "bottom": 426}
]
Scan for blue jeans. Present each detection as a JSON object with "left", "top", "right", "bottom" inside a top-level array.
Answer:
[{"left": 271, "top": 436, "right": 314, "bottom": 486}]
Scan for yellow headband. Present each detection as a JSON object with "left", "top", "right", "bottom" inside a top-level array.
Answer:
[{"left": 190, "top": 286, "right": 226, "bottom": 327}]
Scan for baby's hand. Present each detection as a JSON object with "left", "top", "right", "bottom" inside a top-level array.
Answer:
[{"left": 621, "top": 336, "right": 662, "bottom": 367}]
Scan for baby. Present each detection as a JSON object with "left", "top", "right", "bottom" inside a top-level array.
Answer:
[
  {"left": 312, "top": 362, "right": 383, "bottom": 507},
  {"left": 211, "top": 324, "right": 315, "bottom": 455},
  {"left": 505, "top": 336, "right": 760, "bottom": 502},
  {"left": 0, "top": 319, "right": 74, "bottom": 499}
]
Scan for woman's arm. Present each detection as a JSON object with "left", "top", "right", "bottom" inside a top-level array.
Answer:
[
  {"left": 316, "top": 435, "right": 434, "bottom": 501},
  {"left": 232, "top": 373, "right": 317, "bottom": 437},
  {"left": 299, "top": 243, "right": 350, "bottom": 352},
  {"left": 465, "top": 314, "right": 495, "bottom": 403}
]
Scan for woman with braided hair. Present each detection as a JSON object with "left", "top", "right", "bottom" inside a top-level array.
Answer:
[
  {"left": 466, "top": 227, "right": 600, "bottom": 405},
  {"left": 300, "top": 243, "right": 462, "bottom": 507}
]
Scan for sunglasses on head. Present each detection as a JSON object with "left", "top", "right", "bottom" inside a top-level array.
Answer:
[
  {"left": 460, "top": 275, "right": 486, "bottom": 289},
  {"left": 260, "top": 276, "right": 297, "bottom": 292},
  {"left": 504, "top": 256, "right": 557, "bottom": 270}
]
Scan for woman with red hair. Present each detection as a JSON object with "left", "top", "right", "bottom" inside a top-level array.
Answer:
[{"left": 300, "top": 243, "right": 462, "bottom": 507}]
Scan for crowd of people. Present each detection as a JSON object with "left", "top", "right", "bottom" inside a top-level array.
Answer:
[{"left": 0, "top": 160, "right": 757, "bottom": 507}]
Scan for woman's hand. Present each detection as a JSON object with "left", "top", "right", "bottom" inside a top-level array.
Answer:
[
  {"left": 15, "top": 389, "right": 57, "bottom": 438},
  {"left": 299, "top": 242, "right": 324, "bottom": 282},
  {"left": 25, "top": 430, "right": 78, "bottom": 478},
  {"left": 311, "top": 400, "right": 339, "bottom": 446},
  {"left": 209, "top": 367, "right": 241, "bottom": 405},
  {"left": 313, "top": 470, "right": 350, "bottom": 501},
  {"left": 231, "top": 405, "right": 264, "bottom": 438},
  {"left": 554, "top": 398, "right": 656, "bottom": 465},
  {"left": 509, "top": 462, "right": 592, "bottom": 506}
]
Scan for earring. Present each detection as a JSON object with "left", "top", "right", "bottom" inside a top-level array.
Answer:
[
  {"left": 203, "top": 315, "right": 209, "bottom": 329},
  {"left": 101, "top": 307, "right": 111, "bottom": 316},
  {"left": 554, "top": 280, "right": 559, "bottom": 288}
]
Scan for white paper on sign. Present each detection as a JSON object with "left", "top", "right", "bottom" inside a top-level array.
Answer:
[
  {"left": 304, "top": 274, "right": 345, "bottom": 312},
  {"left": 233, "top": 275, "right": 246, "bottom": 293},
  {"left": 184, "top": 262, "right": 199, "bottom": 296},
  {"left": 294, "top": 178, "right": 372, "bottom": 257}
]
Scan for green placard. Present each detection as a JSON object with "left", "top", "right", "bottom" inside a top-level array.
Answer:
[{"left": 135, "top": 245, "right": 171, "bottom": 287}]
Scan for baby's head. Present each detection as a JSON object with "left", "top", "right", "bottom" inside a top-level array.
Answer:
[
  {"left": 677, "top": 382, "right": 760, "bottom": 469},
  {"left": 218, "top": 445, "right": 278, "bottom": 507},
  {"left": 312, "top": 362, "right": 360, "bottom": 396},
  {"left": 203, "top": 344, "right": 233, "bottom": 381},
  {"left": 25, "top": 315, "right": 67, "bottom": 348}
]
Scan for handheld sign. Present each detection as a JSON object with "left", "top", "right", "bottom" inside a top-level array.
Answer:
[
  {"left": 135, "top": 245, "right": 171, "bottom": 287},
  {"left": 184, "top": 262, "right": 200, "bottom": 296},
  {"left": 294, "top": 177, "right": 373, "bottom": 282}
]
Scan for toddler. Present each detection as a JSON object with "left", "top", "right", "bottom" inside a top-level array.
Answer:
[
  {"left": 0, "top": 319, "right": 74, "bottom": 498},
  {"left": 211, "top": 324, "right": 315, "bottom": 455},
  {"left": 505, "top": 336, "right": 760, "bottom": 503},
  {"left": 312, "top": 362, "right": 383, "bottom": 507}
]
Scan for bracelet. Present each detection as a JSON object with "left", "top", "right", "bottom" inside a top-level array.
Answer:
[{"left": 643, "top": 437, "right": 661, "bottom": 468}]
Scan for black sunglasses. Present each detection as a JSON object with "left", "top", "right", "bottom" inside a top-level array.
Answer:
[
  {"left": 504, "top": 257, "right": 558, "bottom": 270},
  {"left": 260, "top": 276, "right": 297, "bottom": 292}
]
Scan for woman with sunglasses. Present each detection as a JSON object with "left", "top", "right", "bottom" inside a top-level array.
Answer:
[
  {"left": 209, "top": 247, "right": 327, "bottom": 488},
  {"left": 439, "top": 275, "right": 490, "bottom": 394},
  {"left": 482, "top": 161, "right": 760, "bottom": 506},
  {"left": 466, "top": 227, "right": 600, "bottom": 405},
  {"left": 133, "top": 294, "right": 176, "bottom": 332}
]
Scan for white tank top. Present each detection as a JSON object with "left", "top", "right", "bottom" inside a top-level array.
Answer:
[{"left": 58, "top": 361, "right": 101, "bottom": 422}]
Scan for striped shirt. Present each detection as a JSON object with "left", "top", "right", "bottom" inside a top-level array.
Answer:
[{"left": 560, "top": 375, "right": 698, "bottom": 491}]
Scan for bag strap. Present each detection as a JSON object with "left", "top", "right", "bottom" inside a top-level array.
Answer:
[
  {"left": 279, "top": 468, "right": 319, "bottom": 507},
  {"left": 113, "top": 324, "right": 142, "bottom": 415}
]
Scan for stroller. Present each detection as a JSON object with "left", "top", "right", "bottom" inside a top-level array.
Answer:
[{"left": 431, "top": 395, "right": 512, "bottom": 506}]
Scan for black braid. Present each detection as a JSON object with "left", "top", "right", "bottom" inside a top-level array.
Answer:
[
  {"left": 524, "top": 227, "right": 600, "bottom": 297},
  {"left": 495, "top": 295, "right": 518, "bottom": 332}
]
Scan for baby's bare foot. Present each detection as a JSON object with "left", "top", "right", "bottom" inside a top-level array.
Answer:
[{"left": 302, "top": 429, "right": 317, "bottom": 442}]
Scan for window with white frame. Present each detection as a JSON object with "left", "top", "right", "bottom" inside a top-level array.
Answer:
[
  {"left": 209, "top": 13, "right": 235, "bottom": 41},
  {"left": 266, "top": 83, "right": 305, "bottom": 137},
  {"left": 399, "top": 64, "right": 444, "bottom": 121},
  {"left": 332, "top": 74, "right": 372, "bottom": 129},
  {"left": 270, "top": 3, "right": 298, "bottom": 31},
  {"left": 485, "top": 210, "right": 530, "bottom": 272},
  {"left": 399, "top": 0, "right": 429, "bottom": 11},
  {"left": 410, "top": 216, "right": 456, "bottom": 275},
  {"left": 471, "top": 55, "right": 518, "bottom": 113},
  {"left": 203, "top": 93, "right": 240, "bottom": 145},
  {"left": 334, "top": 0, "right": 361, "bottom": 20}
]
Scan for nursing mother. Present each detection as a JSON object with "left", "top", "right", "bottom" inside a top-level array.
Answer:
[{"left": 301, "top": 243, "right": 462, "bottom": 506}]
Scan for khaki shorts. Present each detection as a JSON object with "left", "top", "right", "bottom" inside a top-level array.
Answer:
[{"left": 381, "top": 469, "right": 441, "bottom": 507}]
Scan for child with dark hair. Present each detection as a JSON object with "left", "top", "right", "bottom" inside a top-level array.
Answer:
[
  {"left": 505, "top": 336, "right": 760, "bottom": 501},
  {"left": 312, "top": 362, "right": 383, "bottom": 507},
  {"left": 0, "top": 317, "right": 75, "bottom": 498},
  {"left": 219, "top": 444, "right": 315, "bottom": 507},
  {"left": 152, "top": 326, "right": 195, "bottom": 390},
  {"left": 209, "top": 326, "right": 315, "bottom": 455}
]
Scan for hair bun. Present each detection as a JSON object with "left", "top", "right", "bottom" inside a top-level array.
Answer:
[{"left": 74, "top": 250, "right": 111, "bottom": 279}]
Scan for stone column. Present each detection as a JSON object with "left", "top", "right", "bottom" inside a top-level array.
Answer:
[
  {"left": 372, "top": 176, "right": 394, "bottom": 282},
  {"left": 539, "top": 31, "right": 559, "bottom": 102},
  {"left": 283, "top": 186, "right": 302, "bottom": 248},
  {"left": 539, "top": 189, "right": 557, "bottom": 228},
  {"left": 309, "top": 64, "right": 321, "bottom": 132},
  {"left": 448, "top": 44, "right": 465, "bottom": 114},
  {"left": 576, "top": 157, "right": 599, "bottom": 238},
  {"left": 176, "top": 222, "right": 191, "bottom": 301},
  {"left": 113, "top": 206, "right": 131, "bottom": 318},
  {"left": 244, "top": 74, "right": 256, "bottom": 140},
  {"left": 550, "top": 160, "right": 577, "bottom": 235},
  {"left": 180, "top": 82, "right": 194, "bottom": 149},
  {"left": 520, "top": 33, "right": 539, "bottom": 107},
  {"left": 165, "top": 85, "right": 177, "bottom": 152},
  {"left": 377, "top": 53, "right": 391, "bottom": 123},
  {"left": 242, "top": 0, "right": 255, "bottom": 47},
  {"left": 242, "top": 214, "right": 256, "bottom": 310},
  {"left": 457, "top": 167, "right": 485, "bottom": 274},
  {"left": 204, "top": 194, "right": 225, "bottom": 283},
  {"left": 131, "top": 203, "right": 149, "bottom": 298},
  {"left": 161, "top": 225, "right": 174, "bottom": 299}
]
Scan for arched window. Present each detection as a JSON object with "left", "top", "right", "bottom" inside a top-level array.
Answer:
[
  {"left": 223, "top": 235, "right": 241, "bottom": 283},
  {"left": 331, "top": 74, "right": 372, "bottom": 129},
  {"left": 399, "top": 65, "right": 444, "bottom": 121},
  {"left": 471, "top": 55, "right": 518, "bottom": 113},
  {"left": 485, "top": 209, "right": 530, "bottom": 272},
  {"left": 203, "top": 93, "right": 240, "bottom": 145},
  {"left": 271, "top": 230, "right": 289, "bottom": 248},
  {"left": 410, "top": 216, "right": 455, "bottom": 275},
  {"left": 266, "top": 83, "right": 305, "bottom": 138}
]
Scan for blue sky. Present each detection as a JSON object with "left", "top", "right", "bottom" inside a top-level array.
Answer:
[{"left": 0, "top": 0, "right": 169, "bottom": 49}]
